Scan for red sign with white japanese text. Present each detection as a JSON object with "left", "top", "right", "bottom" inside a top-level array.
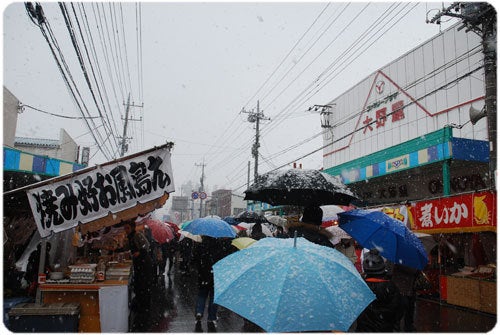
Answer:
[{"left": 408, "top": 191, "right": 496, "bottom": 233}]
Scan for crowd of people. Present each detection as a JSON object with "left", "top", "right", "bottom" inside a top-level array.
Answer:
[
  {"left": 126, "top": 206, "right": 421, "bottom": 333},
  {"left": 11, "top": 208, "right": 420, "bottom": 333}
]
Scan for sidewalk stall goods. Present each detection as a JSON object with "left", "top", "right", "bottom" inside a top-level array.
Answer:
[
  {"left": 5, "top": 144, "right": 175, "bottom": 332},
  {"left": 408, "top": 190, "right": 496, "bottom": 314}
]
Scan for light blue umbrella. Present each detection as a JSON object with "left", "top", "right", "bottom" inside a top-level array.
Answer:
[
  {"left": 182, "top": 217, "right": 236, "bottom": 238},
  {"left": 213, "top": 237, "right": 375, "bottom": 332}
]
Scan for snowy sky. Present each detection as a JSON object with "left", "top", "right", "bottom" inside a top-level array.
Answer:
[{"left": 3, "top": 1, "right": 458, "bottom": 202}]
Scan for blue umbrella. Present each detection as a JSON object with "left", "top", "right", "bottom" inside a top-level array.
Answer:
[
  {"left": 222, "top": 216, "right": 238, "bottom": 225},
  {"left": 338, "top": 209, "right": 428, "bottom": 270},
  {"left": 213, "top": 237, "right": 375, "bottom": 332},
  {"left": 182, "top": 217, "right": 236, "bottom": 238}
]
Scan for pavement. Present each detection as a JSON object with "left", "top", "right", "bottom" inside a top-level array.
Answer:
[{"left": 143, "top": 262, "right": 497, "bottom": 333}]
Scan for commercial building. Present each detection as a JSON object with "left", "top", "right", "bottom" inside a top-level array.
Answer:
[{"left": 322, "top": 22, "right": 495, "bottom": 314}]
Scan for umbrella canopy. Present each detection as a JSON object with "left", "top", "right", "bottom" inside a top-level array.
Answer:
[
  {"left": 179, "top": 230, "right": 202, "bottom": 243},
  {"left": 222, "top": 216, "right": 238, "bottom": 225},
  {"left": 182, "top": 217, "right": 236, "bottom": 238},
  {"left": 231, "top": 237, "right": 256, "bottom": 250},
  {"left": 338, "top": 209, "right": 428, "bottom": 270},
  {"left": 244, "top": 168, "right": 357, "bottom": 206},
  {"left": 415, "top": 232, "right": 438, "bottom": 255},
  {"left": 213, "top": 237, "right": 375, "bottom": 332},
  {"left": 165, "top": 221, "right": 181, "bottom": 239},
  {"left": 235, "top": 210, "right": 268, "bottom": 223},
  {"left": 180, "top": 220, "right": 193, "bottom": 230},
  {"left": 325, "top": 225, "right": 352, "bottom": 245},
  {"left": 139, "top": 219, "right": 174, "bottom": 244},
  {"left": 321, "top": 204, "right": 345, "bottom": 227},
  {"left": 265, "top": 215, "right": 287, "bottom": 227}
]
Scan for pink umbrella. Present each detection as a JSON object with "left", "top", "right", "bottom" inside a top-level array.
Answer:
[{"left": 141, "top": 219, "right": 174, "bottom": 244}]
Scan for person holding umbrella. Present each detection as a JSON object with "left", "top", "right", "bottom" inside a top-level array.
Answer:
[
  {"left": 124, "top": 220, "right": 154, "bottom": 331},
  {"left": 287, "top": 206, "right": 334, "bottom": 248},
  {"left": 193, "top": 236, "right": 233, "bottom": 331},
  {"left": 355, "top": 249, "right": 403, "bottom": 332}
]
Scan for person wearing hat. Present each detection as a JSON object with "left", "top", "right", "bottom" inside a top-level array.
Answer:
[
  {"left": 355, "top": 248, "right": 403, "bottom": 332},
  {"left": 287, "top": 205, "right": 334, "bottom": 248}
]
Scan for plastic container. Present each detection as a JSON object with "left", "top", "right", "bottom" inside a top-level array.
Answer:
[{"left": 7, "top": 302, "right": 80, "bottom": 332}]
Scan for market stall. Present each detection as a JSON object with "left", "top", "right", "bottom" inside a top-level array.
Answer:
[
  {"left": 408, "top": 190, "right": 497, "bottom": 314},
  {"left": 444, "top": 266, "right": 496, "bottom": 314},
  {"left": 5, "top": 144, "right": 175, "bottom": 332}
]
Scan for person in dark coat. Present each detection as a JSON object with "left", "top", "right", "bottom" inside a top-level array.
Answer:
[
  {"left": 390, "top": 263, "right": 419, "bottom": 332},
  {"left": 274, "top": 226, "right": 289, "bottom": 238},
  {"left": 164, "top": 236, "right": 178, "bottom": 275},
  {"left": 143, "top": 225, "right": 162, "bottom": 281},
  {"left": 24, "top": 242, "right": 51, "bottom": 297},
  {"left": 250, "top": 222, "right": 267, "bottom": 240},
  {"left": 193, "top": 236, "right": 233, "bottom": 331},
  {"left": 355, "top": 249, "right": 403, "bottom": 332},
  {"left": 287, "top": 206, "right": 334, "bottom": 248},
  {"left": 124, "top": 220, "right": 154, "bottom": 331}
]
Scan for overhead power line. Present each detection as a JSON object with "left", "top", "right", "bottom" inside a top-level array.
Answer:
[{"left": 19, "top": 103, "right": 100, "bottom": 119}]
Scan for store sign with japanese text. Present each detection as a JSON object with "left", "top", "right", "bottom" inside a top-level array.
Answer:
[
  {"left": 362, "top": 91, "right": 406, "bottom": 135},
  {"left": 27, "top": 147, "right": 175, "bottom": 238},
  {"left": 408, "top": 191, "right": 496, "bottom": 233}
]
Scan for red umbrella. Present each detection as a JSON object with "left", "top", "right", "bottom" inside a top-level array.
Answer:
[
  {"left": 141, "top": 219, "right": 174, "bottom": 244},
  {"left": 165, "top": 221, "right": 180, "bottom": 239}
]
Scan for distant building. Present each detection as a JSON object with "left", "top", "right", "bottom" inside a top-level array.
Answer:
[
  {"left": 205, "top": 189, "right": 247, "bottom": 217},
  {"left": 3, "top": 86, "right": 19, "bottom": 147},
  {"left": 14, "top": 129, "right": 80, "bottom": 163}
]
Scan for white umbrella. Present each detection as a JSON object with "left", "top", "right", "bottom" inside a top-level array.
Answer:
[
  {"left": 320, "top": 205, "right": 345, "bottom": 218},
  {"left": 266, "top": 215, "right": 287, "bottom": 227},
  {"left": 179, "top": 230, "right": 202, "bottom": 242},
  {"left": 325, "top": 226, "right": 352, "bottom": 245}
]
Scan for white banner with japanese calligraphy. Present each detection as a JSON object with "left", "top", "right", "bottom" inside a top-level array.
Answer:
[{"left": 27, "top": 146, "right": 175, "bottom": 238}]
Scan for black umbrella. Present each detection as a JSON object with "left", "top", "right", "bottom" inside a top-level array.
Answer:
[
  {"left": 235, "top": 211, "right": 268, "bottom": 224},
  {"left": 244, "top": 169, "right": 358, "bottom": 206}
]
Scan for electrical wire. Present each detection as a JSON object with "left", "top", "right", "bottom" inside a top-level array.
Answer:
[{"left": 20, "top": 103, "right": 100, "bottom": 119}]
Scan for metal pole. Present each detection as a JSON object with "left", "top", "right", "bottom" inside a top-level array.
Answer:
[
  {"left": 483, "top": 19, "right": 496, "bottom": 189},
  {"left": 254, "top": 100, "right": 260, "bottom": 182},
  {"left": 198, "top": 161, "right": 205, "bottom": 218},
  {"left": 121, "top": 94, "right": 131, "bottom": 157},
  {"left": 35, "top": 239, "right": 48, "bottom": 305}
]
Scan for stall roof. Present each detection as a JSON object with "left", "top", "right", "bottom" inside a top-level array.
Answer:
[{"left": 4, "top": 144, "right": 175, "bottom": 238}]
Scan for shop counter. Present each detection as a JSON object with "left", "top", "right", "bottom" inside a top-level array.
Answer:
[
  {"left": 40, "top": 278, "right": 130, "bottom": 332},
  {"left": 444, "top": 275, "right": 496, "bottom": 314}
]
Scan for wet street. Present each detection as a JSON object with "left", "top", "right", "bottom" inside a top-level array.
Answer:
[{"left": 142, "top": 262, "right": 497, "bottom": 333}]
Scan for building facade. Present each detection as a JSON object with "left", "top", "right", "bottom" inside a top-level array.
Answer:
[{"left": 321, "top": 22, "right": 495, "bottom": 313}]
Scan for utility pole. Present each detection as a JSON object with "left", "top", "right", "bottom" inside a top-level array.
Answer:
[
  {"left": 242, "top": 100, "right": 270, "bottom": 183},
  {"left": 119, "top": 93, "right": 143, "bottom": 157},
  {"left": 195, "top": 161, "right": 206, "bottom": 217},
  {"left": 429, "top": 2, "right": 496, "bottom": 189}
]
